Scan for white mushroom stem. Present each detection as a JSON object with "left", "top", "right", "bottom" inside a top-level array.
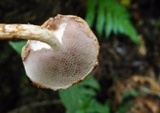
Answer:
[{"left": 0, "top": 24, "right": 61, "bottom": 50}]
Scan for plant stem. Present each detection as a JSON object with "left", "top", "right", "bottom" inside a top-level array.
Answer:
[{"left": 0, "top": 24, "right": 61, "bottom": 50}]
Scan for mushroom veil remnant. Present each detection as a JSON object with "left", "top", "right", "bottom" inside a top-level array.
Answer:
[{"left": 0, "top": 14, "right": 99, "bottom": 90}]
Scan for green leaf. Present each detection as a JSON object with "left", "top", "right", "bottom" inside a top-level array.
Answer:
[
  {"left": 122, "top": 89, "right": 139, "bottom": 100},
  {"left": 59, "top": 76, "right": 100, "bottom": 113},
  {"left": 116, "top": 101, "right": 133, "bottom": 113},
  {"left": 59, "top": 84, "right": 81, "bottom": 113},
  {"left": 112, "top": 13, "right": 119, "bottom": 35},
  {"left": 85, "top": 0, "right": 97, "bottom": 27},
  {"left": 77, "top": 97, "right": 110, "bottom": 113},
  {"left": 105, "top": 12, "right": 113, "bottom": 38},
  {"left": 59, "top": 75, "right": 111, "bottom": 113},
  {"left": 122, "top": 20, "right": 140, "bottom": 44},
  {"left": 80, "top": 75, "right": 100, "bottom": 90},
  {"left": 96, "top": 1, "right": 105, "bottom": 36},
  {"left": 86, "top": 0, "right": 139, "bottom": 44},
  {"left": 116, "top": 17, "right": 125, "bottom": 34},
  {"left": 9, "top": 41, "right": 27, "bottom": 55}
]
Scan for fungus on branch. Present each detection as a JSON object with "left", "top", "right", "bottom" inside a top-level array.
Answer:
[{"left": 0, "top": 14, "right": 99, "bottom": 90}]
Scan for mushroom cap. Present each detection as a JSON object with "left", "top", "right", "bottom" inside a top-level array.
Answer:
[{"left": 22, "top": 14, "right": 99, "bottom": 90}]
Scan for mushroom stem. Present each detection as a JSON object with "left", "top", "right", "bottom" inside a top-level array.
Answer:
[{"left": 0, "top": 24, "right": 61, "bottom": 50}]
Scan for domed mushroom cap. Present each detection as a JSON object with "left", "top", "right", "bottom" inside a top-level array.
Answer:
[{"left": 22, "top": 15, "right": 99, "bottom": 90}]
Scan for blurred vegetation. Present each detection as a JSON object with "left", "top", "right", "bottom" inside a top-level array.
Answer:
[
  {"left": 0, "top": 0, "right": 160, "bottom": 113},
  {"left": 86, "top": 0, "right": 139, "bottom": 44}
]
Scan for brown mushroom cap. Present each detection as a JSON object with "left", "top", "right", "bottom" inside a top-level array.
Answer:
[{"left": 22, "top": 14, "right": 99, "bottom": 90}]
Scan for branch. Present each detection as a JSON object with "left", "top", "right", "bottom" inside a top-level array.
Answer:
[{"left": 8, "top": 100, "right": 61, "bottom": 113}]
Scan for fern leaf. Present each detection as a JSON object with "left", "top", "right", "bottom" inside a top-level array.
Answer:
[
  {"left": 96, "top": 1, "right": 105, "bottom": 36},
  {"left": 85, "top": 0, "right": 97, "bottom": 27},
  {"left": 105, "top": 12, "right": 113, "bottom": 38}
]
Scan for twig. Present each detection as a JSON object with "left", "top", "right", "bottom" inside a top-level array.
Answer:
[{"left": 8, "top": 99, "right": 61, "bottom": 113}]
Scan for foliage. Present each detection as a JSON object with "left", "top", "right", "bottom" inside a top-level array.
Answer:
[
  {"left": 59, "top": 75, "right": 136, "bottom": 113},
  {"left": 59, "top": 76, "right": 110, "bottom": 113},
  {"left": 122, "top": 89, "right": 139, "bottom": 100},
  {"left": 116, "top": 101, "right": 132, "bottom": 113},
  {"left": 9, "top": 41, "right": 26, "bottom": 55},
  {"left": 86, "top": 0, "right": 140, "bottom": 44}
]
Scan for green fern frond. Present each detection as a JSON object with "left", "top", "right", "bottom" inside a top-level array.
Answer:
[
  {"left": 105, "top": 12, "right": 113, "bottom": 38},
  {"left": 85, "top": 0, "right": 97, "bottom": 27},
  {"left": 85, "top": 0, "right": 140, "bottom": 44},
  {"left": 96, "top": 0, "right": 105, "bottom": 36}
]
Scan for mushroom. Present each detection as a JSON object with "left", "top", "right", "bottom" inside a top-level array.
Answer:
[{"left": 0, "top": 14, "right": 99, "bottom": 90}]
